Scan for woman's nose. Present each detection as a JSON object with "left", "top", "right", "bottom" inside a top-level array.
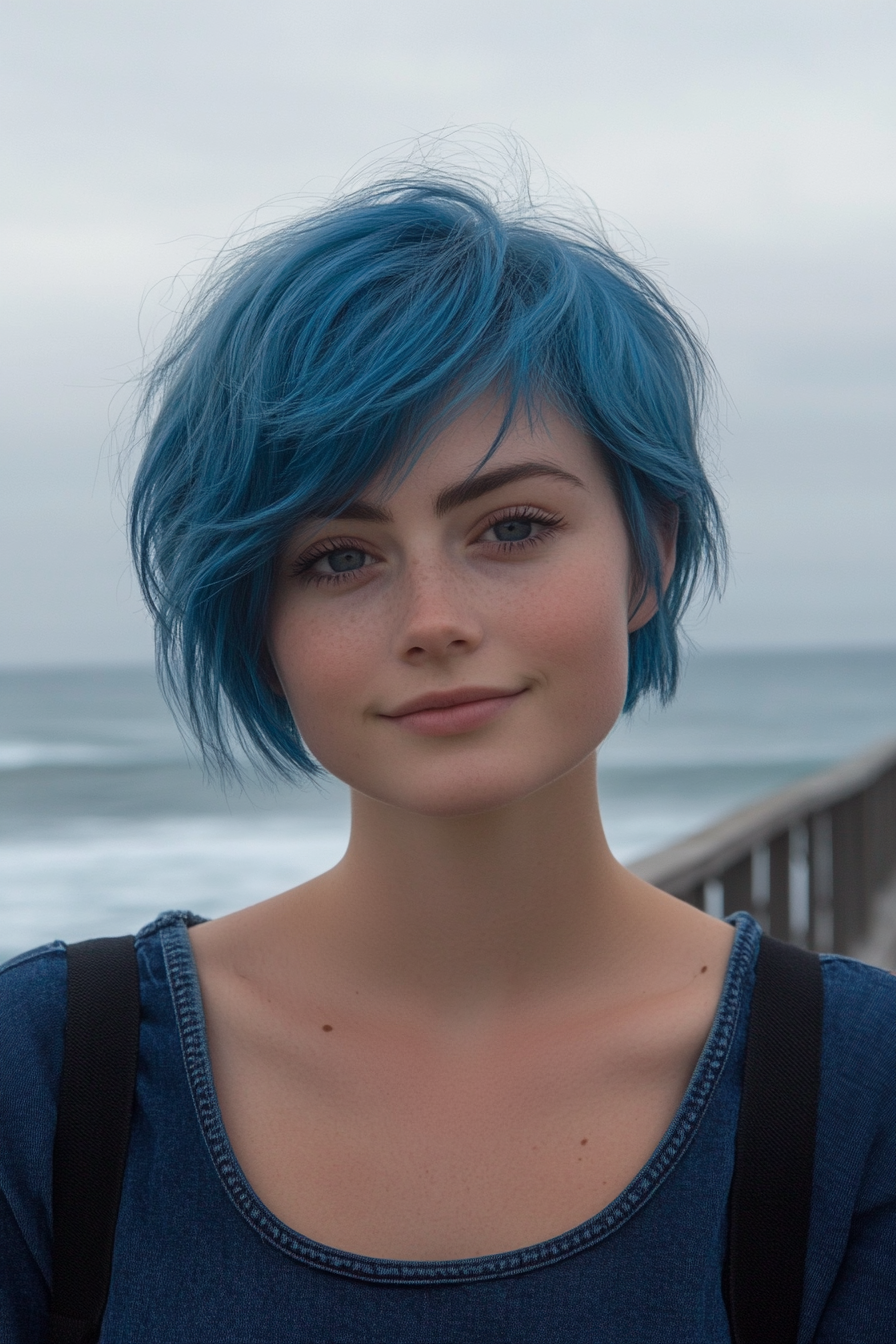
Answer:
[{"left": 395, "top": 559, "right": 484, "bottom": 664}]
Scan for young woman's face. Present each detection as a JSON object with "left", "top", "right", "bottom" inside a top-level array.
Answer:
[{"left": 268, "top": 398, "right": 664, "bottom": 816}]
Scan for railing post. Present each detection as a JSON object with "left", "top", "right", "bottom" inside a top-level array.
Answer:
[
  {"left": 788, "top": 822, "right": 811, "bottom": 948},
  {"left": 831, "top": 796, "right": 864, "bottom": 954},
  {"left": 768, "top": 832, "right": 790, "bottom": 941},
  {"left": 867, "top": 765, "right": 896, "bottom": 894},
  {"left": 810, "top": 810, "right": 834, "bottom": 952},
  {"left": 679, "top": 886, "right": 704, "bottom": 909},
  {"left": 886, "top": 766, "right": 896, "bottom": 879},
  {"left": 722, "top": 854, "right": 751, "bottom": 918},
  {"left": 751, "top": 844, "right": 771, "bottom": 933}
]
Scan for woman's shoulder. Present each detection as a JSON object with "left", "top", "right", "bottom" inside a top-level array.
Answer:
[
  {"left": 816, "top": 953, "right": 895, "bottom": 1204},
  {"left": 0, "top": 911, "right": 206, "bottom": 1103},
  {"left": 0, "top": 912, "right": 195, "bottom": 1039},
  {"left": 0, "top": 940, "right": 69, "bottom": 1110},
  {"left": 819, "top": 952, "right": 896, "bottom": 1077},
  {"left": 0, "top": 943, "right": 69, "bottom": 1275},
  {"left": 0, "top": 916, "right": 201, "bottom": 1268},
  {"left": 0, "top": 910, "right": 206, "bottom": 1049},
  {"left": 818, "top": 951, "right": 896, "bottom": 1111},
  {"left": 800, "top": 954, "right": 896, "bottom": 1335},
  {"left": 0, "top": 918, "right": 187, "bottom": 1109},
  {"left": 0, "top": 937, "right": 69, "bottom": 993}
]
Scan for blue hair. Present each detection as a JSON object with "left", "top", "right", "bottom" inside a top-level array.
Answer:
[{"left": 130, "top": 175, "right": 726, "bottom": 779}]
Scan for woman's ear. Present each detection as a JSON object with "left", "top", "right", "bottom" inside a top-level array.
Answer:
[{"left": 627, "top": 503, "right": 679, "bottom": 633}]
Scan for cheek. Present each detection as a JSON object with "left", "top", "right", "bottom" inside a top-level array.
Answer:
[
  {"left": 510, "top": 554, "right": 632, "bottom": 703},
  {"left": 268, "top": 601, "right": 377, "bottom": 748}
]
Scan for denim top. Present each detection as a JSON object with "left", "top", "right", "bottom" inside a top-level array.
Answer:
[{"left": 1, "top": 911, "right": 894, "bottom": 1343}]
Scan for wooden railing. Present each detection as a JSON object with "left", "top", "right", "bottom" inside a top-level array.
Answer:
[{"left": 629, "top": 738, "right": 896, "bottom": 953}]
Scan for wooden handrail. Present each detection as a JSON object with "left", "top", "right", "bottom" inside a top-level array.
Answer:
[{"left": 628, "top": 737, "right": 896, "bottom": 953}]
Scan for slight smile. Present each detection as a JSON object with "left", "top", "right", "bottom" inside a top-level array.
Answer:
[{"left": 381, "top": 687, "right": 527, "bottom": 737}]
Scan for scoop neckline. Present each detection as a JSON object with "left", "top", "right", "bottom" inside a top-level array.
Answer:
[{"left": 152, "top": 908, "right": 759, "bottom": 1285}]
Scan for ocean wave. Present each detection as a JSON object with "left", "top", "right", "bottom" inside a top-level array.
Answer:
[
  {"left": 0, "top": 741, "right": 183, "bottom": 771},
  {"left": 0, "top": 815, "right": 350, "bottom": 961}
]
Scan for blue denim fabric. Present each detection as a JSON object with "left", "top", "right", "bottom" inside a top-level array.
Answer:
[{"left": 1, "top": 911, "right": 893, "bottom": 1343}]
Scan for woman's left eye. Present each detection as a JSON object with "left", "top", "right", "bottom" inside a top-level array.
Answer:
[
  {"left": 490, "top": 518, "right": 535, "bottom": 542},
  {"left": 479, "top": 511, "right": 558, "bottom": 548},
  {"left": 318, "top": 548, "right": 369, "bottom": 573},
  {"left": 291, "top": 542, "right": 378, "bottom": 584}
]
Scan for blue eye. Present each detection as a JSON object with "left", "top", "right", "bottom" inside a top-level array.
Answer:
[
  {"left": 324, "top": 548, "right": 367, "bottom": 573},
  {"left": 492, "top": 518, "right": 533, "bottom": 542}
]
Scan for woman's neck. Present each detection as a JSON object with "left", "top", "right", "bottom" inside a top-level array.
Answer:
[{"left": 304, "top": 754, "right": 646, "bottom": 1015}]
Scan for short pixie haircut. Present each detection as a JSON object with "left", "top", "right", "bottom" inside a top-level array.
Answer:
[{"left": 130, "top": 175, "right": 725, "bottom": 779}]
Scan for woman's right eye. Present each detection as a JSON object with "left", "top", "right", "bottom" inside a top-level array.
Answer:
[
  {"left": 294, "top": 543, "right": 377, "bottom": 583},
  {"left": 317, "top": 548, "right": 368, "bottom": 574}
]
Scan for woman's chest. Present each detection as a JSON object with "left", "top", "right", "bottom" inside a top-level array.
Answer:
[{"left": 203, "top": 996, "right": 713, "bottom": 1261}]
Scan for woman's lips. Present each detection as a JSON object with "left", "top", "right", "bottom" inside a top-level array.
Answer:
[{"left": 383, "top": 689, "right": 526, "bottom": 737}]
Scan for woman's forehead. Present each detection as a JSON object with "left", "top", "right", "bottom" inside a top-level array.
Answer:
[{"left": 362, "top": 398, "right": 603, "bottom": 508}]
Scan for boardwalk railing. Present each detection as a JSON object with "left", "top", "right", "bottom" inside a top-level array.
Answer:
[{"left": 629, "top": 738, "right": 896, "bottom": 952}]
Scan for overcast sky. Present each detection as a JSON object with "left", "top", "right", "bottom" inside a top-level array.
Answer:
[{"left": 1, "top": 0, "right": 893, "bottom": 665}]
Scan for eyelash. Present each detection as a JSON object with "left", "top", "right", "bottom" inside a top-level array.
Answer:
[
  {"left": 291, "top": 538, "right": 373, "bottom": 586},
  {"left": 480, "top": 505, "right": 564, "bottom": 553},
  {"left": 292, "top": 506, "right": 564, "bottom": 586}
]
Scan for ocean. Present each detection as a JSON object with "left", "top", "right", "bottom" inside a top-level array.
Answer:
[{"left": 2, "top": 649, "right": 896, "bottom": 963}]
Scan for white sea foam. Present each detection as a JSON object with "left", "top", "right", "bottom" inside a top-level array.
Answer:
[
  {"left": 0, "top": 816, "right": 349, "bottom": 960},
  {"left": 0, "top": 738, "right": 188, "bottom": 771},
  {"left": 0, "top": 742, "right": 133, "bottom": 770}
]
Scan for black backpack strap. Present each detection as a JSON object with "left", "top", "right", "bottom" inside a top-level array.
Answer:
[
  {"left": 50, "top": 936, "right": 140, "bottom": 1344},
  {"left": 727, "top": 934, "right": 824, "bottom": 1344}
]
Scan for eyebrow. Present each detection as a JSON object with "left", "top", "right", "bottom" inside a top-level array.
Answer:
[
  {"left": 433, "top": 462, "right": 586, "bottom": 516},
  {"left": 328, "top": 462, "right": 586, "bottom": 525}
]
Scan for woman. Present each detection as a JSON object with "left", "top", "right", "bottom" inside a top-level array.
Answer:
[{"left": 1, "top": 172, "right": 893, "bottom": 1341}]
